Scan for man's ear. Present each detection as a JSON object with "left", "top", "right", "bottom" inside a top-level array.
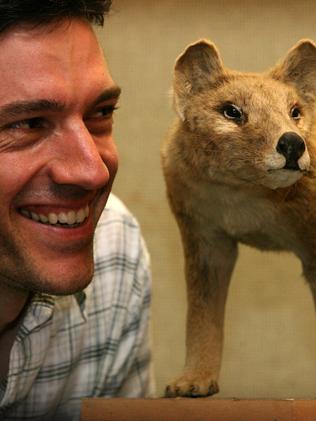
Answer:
[
  {"left": 173, "top": 39, "right": 224, "bottom": 120},
  {"left": 270, "top": 39, "right": 316, "bottom": 103}
]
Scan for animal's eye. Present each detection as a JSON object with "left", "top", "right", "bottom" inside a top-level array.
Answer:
[
  {"left": 290, "top": 106, "right": 301, "bottom": 120},
  {"left": 222, "top": 104, "right": 243, "bottom": 121}
]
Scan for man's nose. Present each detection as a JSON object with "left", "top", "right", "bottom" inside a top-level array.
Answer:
[{"left": 47, "top": 122, "right": 113, "bottom": 190}]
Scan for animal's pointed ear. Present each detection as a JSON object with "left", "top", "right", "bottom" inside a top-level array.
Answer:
[
  {"left": 270, "top": 39, "right": 316, "bottom": 102},
  {"left": 173, "top": 40, "right": 224, "bottom": 119}
]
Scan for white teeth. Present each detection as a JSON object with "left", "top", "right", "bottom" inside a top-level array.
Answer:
[
  {"left": 20, "top": 205, "right": 89, "bottom": 226},
  {"left": 48, "top": 213, "right": 58, "bottom": 224},
  {"left": 58, "top": 212, "right": 68, "bottom": 224},
  {"left": 76, "top": 208, "right": 86, "bottom": 223},
  {"left": 39, "top": 214, "right": 48, "bottom": 223},
  {"left": 67, "top": 211, "right": 76, "bottom": 225},
  {"left": 31, "top": 212, "right": 40, "bottom": 222}
]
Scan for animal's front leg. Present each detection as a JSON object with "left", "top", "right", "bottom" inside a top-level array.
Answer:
[{"left": 166, "top": 225, "right": 238, "bottom": 397}]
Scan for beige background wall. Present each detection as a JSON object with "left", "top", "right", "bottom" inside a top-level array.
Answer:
[{"left": 97, "top": 0, "right": 316, "bottom": 397}]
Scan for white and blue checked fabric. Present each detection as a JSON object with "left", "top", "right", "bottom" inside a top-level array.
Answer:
[{"left": 0, "top": 194, "right": 154, "bottom": 420}]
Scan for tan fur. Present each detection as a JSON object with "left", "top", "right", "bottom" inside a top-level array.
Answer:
[{"left": 161, "top": 39, "right": 316, "bottom": 397}]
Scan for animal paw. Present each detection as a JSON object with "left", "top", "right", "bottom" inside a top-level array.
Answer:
[{"left": 165, "top": 370, "right": 219, "bottom": 398}]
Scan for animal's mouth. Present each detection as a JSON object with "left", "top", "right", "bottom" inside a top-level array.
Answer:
[
  {"left": 18, "top": 205, "right": 89, "bottom": 228},
  {"left": 261, "top": 167, "right": 305, "bottom": 189},
  {"left": 267, "top": 167, "right": 306, "bottom": 173}
]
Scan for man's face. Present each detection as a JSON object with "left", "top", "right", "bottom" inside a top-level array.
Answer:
[{"left": 0, "top": 19, "right": 119, "bottom": 295}]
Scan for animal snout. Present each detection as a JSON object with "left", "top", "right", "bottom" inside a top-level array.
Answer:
[{"left": 276, "top": 132, "right": 306, "bottom": 170}]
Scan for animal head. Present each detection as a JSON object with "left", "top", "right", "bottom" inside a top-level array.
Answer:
[{"left": 173, "top": 39, "right": 316, "bottom": 189}]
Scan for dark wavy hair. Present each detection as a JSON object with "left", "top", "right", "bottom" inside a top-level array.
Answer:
[{"left": 0, "top": 0, "right": 112, "bottom": 32}]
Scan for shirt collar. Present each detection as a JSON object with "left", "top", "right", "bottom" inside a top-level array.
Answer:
[
  {"left": 20, "top": 289, "right": 88, "bottom": 335},
  {"left": 74, "top": 289, "right": 87, "bottom": 317},
  {"left": 19, "top": 293, "right": 55, "bottom": 335}
]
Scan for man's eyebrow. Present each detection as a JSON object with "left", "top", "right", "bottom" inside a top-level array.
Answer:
[
  {"left": 0, "top": 99, "right": 65, "bottom": 120},
  {"left": 91, "top": 85, "right": 122, "bottom": 107},
  {"left": 0, "top": 85, "right": 122, "bottom": 121}
]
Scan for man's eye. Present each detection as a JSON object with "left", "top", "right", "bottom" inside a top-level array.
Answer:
[
  {"left": 91, "top": 105, "right": 118, "bottom": 119},
  {"left": 8, "top": 117, "right": 46, "bottom": 130},
  {"left": 85, "top": 105, "right": 118, "bottom": 136}
]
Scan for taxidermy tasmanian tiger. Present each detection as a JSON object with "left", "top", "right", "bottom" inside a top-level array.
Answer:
[{"left": 161, "top": 39, "right": 316, "bottom": 397}]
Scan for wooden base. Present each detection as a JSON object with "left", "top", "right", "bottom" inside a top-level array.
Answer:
[{"left": 81, "top": 398, "right": 316, "bottom": 421}]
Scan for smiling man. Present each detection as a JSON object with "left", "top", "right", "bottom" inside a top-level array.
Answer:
[{"left": 0, "top": 1, "right": 153, "bottom": 420}]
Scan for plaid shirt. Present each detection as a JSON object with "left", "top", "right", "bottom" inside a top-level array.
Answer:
[{"left": 0, "top": 195, "right": 154, "bottom": 421}]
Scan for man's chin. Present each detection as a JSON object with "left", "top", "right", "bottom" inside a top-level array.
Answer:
[
  {"left": 1, "top": 258, "right": 95, "bottom": 296},
  {"left": 35, "top": 265, "right": 95, "bottom": 296},
  {"left": 0, "top": 228, "right": 97, "bottom": 296},
  {"left": 43, "top": 276, "right": 93, "bottom": 296}
]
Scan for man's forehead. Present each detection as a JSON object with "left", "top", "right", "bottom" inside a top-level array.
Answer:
[
  {"left": 0, "top": 17, "right": 103, "bottom": 61},
  {"left": 0, "top": 17, "right": 118, "bottom": 109}
]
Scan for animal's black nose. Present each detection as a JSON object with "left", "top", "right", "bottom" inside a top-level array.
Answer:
[{"left": 276, "top": 132, "right": 305, "bottom": 170}]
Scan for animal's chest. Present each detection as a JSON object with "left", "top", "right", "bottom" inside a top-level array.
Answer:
[{"left": 191, "top": 185, "right": 292, "bottom": 251}]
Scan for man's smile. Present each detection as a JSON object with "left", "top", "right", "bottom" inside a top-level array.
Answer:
[
  {"left": 14, "top": 201, "right": 97, "bottom": 253},
  {"left": 19, "top": 204, "right": 89, "bottom": 227}
]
